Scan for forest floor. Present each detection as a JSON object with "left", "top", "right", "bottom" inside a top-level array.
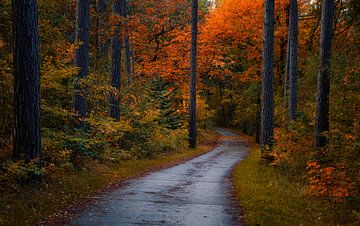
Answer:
[
  {"left": 231, "top": 135, "right": 357, "bottom": 225},
  {"left": 58, "top": 128, "right": 248, "bottom": 225}
]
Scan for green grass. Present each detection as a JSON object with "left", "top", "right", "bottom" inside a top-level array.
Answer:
[
  {"left": 232, "top": 147, "right": 338, "bottom": 226},
  {"left": 0, "top": 131, "right": 218, "bottom": 226}
]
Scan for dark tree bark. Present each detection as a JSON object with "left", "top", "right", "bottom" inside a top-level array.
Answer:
[
  {"left": 188, "top": 0, "right": 198, "bottom": 148},
  {"left": 124, "top": 37, "right": 131, "bottom": 83},
  {"left": 260, "top": 0, "right": 275, "bottom": 147},
  {"left": 289, "top": 0, "right": 298, "bottom": 122},
  {"left": 123, "top": 0, "right": 131, "bottom": 84},
  {"left": 12, "top": 0, "right": 41, "bottom": 161},
  {"left": 316, "top": 0, "right": 334, "bottom": 148},
  {"left": 131, "top": 39, "right": 136, "bottom": 80},
  {"left": 283, "top": 35, "right": 290, "bottom": 125},
  {"left": 242, "top": 119, "right": 248, "bottom": 134},
  {"left": 95, "top": 0, "right": 108, "bottom": 71},
  {"left": 283, "top": 4, "right": 290, "bottom": 126},
  {"left": 109, "top": 0, "right": 123, "bottom": 120},
  {"left": 97, "top": 0, "right": 107, "bottom": 12},
  {"left": 219, "top": 82, "right": 226, "bottom": 126},
  {"left": 74, "top": 0, "right": 90, "bottom": 117},
  {"left": 278, "top": 37, "right": 287, "bottom": 86},
  {"left": 255, "top": 102, "right": 261, "bottom": 144}
]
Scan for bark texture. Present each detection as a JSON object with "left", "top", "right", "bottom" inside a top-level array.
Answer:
[
  {"left": 283, "top": 34, "right": 290, "bottom": 125},
  {"left": 12, "top": 0, "right": 41, "bottom": 160},
  {"left": 283, "top": 5, "right": 290, "bottom": 125},
  {"left": 95, "top": 0, "right": 109, "bottom": 71},
  {"left": 131, "top": 39, "right": 136, "bottom": 80},
  {"left": 123, "top": 0, "right": 132, "bottom": 84},
  {"left": 289, "top": 0, "right": 298, "bottom": 122},
  {"left": 261, "top": 0, "right": 275, "bottom": 147},
  {"left": 316, "top": 0, "right": 334, "bottom": 148},
  {"left": 188, "top": 0, "right": 198, "bottom": 148},
  {"left": 74, "top": 0, "right": 90, "bottom": 117},
  {"left": 109, "top": 0, "right": 123, "bottom": 120}
]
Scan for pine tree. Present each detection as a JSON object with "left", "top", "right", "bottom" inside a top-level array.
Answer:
[
  {"left": 260, "top": 0, "right": 275, "bottom": 147},
  {"left": 151, "top": 79, "right": 182, "bottom": 130},
  {"left": 74, "top": 0, "right": 90, "bottom": 117},
  {"left": 12, "top": 0, "right": 41, "bottom": 160},
  {"left": 189, "top": 0, "right": 198, "bottom": 148},
  {"left": 315, "top": 0, "right": 334, "bottom": 148},
  {"left": 109, "top": 0, "right": 123, "bottom": 120},
  {"left": 289, "top": 0, "right": 298, "bottom": 122}
]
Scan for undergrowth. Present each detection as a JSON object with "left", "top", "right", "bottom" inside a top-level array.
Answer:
[
  {"left": 0, "top": 130, "right": 218, "bottom": 226},
  {"left": 232, "top": 147, "right": 360, "bottom": 226}
]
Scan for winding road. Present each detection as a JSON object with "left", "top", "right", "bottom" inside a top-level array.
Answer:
[{"left": 72, "top": 128, "right": 247, "bottom": 226}]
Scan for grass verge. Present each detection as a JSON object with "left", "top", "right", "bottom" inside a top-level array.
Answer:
[
  {"left": 232, "top": 147, "right": 338, "bottom": 226},
  {"left": 0, "top": 130, "right": 218, "bottom": 226}
]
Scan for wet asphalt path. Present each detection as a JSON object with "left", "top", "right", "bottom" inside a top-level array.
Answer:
[{"left": 72, "top": 128, "right": 247, "bottom": 226}]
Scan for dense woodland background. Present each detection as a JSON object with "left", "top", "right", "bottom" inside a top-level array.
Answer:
[{"left": 0, "top": 0, "right": 359, "bottom": 224}]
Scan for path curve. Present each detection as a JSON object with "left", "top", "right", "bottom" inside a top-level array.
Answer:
[{"left": 72, "top": 128, "right": 247, "bottom": 226}]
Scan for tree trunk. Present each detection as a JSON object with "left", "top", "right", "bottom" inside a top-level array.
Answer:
[
  {"left": 289, "top": 0, "right": 298, "bottom": 122},
  {"left": 283, "top": 35, "right": 290, "bottom": 126},
  {"left": 278, "top": 37, "right": 286, "bottom": 86},
  {"left": 124, "top": 36, "right": 131, "bottom": 83},
  {"left": 74, "top": 0, "right": 90, "bottom": 117},
  {"left": 242, "top": 119, "right": 248, "bottom": 134},
  {"left": 12, "top": 0, "right": 41, "bottom": 161},
  {"left": 95, "top": 0, "right": 108, "bottom": 71},
  {"left": 131, "top": 38, "right": 136, "bottom": 80},
  {"left": 219, "top": 82, "right": 226, "bottom": 126},
  {"left": 316, "top": 0, "right": 334, "bottom": 148},
  {"left": 283, "top": 4, "right": 290, "bottom": 126},
  {"left": 188, "top": 0, "right": 198, "bottom": 148},
  {"left": 123, "top": 0, "right": 131, "bottom": 84},
  {"left": 109, "top": 0, "right": 123, "bottom": 120},
  {"left": 261, "top": 0, "right": 275, "bottom": 147}
]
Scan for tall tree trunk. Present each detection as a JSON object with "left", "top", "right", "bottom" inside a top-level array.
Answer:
[
  {"left": 124, "top": 37, "right": 131, "bottom": 83},
  {"left": 289, "top": 0, "right": 298, "bottom": 122},
  {"left": 261, "top": 0, "right": 275, "bottom": 147},
  {"left": 131, "top": 38, "right": 135, "bottom": 80},
  {"left": 255, "top": 100, "right": 261, "bottom": 144},
  {"left": 219, "top": 82, "right": 226, "bottom": 126},
  {"left": 95, "top": 0, "right": 108, "bottom": 71},
  {"left": 188, "top": 0, "right": 198, "bottom": 148},
  {"left": 316, "top": 0, "right": 334, "bottom": 148},
  {"left": 123, "top": 0, "right": 131, "bottom": 84},
  {"left": 74, "top": 0, "right": 90, "bottom": 117},
  {"left": 283, "top": 4, "right": 290, "bottom": 126},
  {"left": 109, "top": 0, "right": 123, "bottom": 120},
  {"left": 283, "top": 35, "right": 290, "bottom": 126},
  {"left": 12, "top": 0, "right": 41, "bottom": 161},
  {"left": 278, "top": 37, "right": 286, "bottom": 86}
]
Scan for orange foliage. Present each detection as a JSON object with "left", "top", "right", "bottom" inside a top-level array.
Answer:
[
  {"left": 202, "top": 0, "right": 292, "bottom": 81},
  {"left": 0, "top": 38, "right": 4, "bottom": 49},
  {"left": 306, "top": 161, "right": 354, "bottom": 203}
]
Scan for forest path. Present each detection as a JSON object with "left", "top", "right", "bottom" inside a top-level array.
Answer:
[{"left": 71, "top": 128, "right": 248, "bottom": 226}]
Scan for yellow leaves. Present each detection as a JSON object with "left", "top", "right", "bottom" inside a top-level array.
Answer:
[
  {"left": 139, "top": 109, "right": 160, "bottom": 124},
  {"left": 41, "top": 64, "right": 78, "bottom": 92},
  {"left": 86, "top": 115, "right": 134, "bottom": 136}
]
